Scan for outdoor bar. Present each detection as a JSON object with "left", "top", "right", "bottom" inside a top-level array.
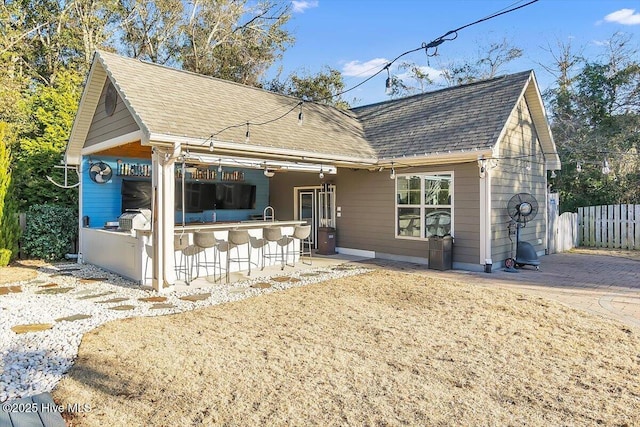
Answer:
[{"left": 79, "top": 153, "right": 315, "bottom": 288}]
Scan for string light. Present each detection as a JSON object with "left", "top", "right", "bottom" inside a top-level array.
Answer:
[
  {"left": 576, "top": 161, "right": 582, "bottom": 173},
  {"left": 217, "top": 159, "right": 222, "bottom": 173},
  {"left": 319, "top": 166, "right": 324, "bottom": 179},
  {"left": 389, "top": 162, "right": 396, "bottom": 179},
  {"left": 602, "top": 159, "right": 610, "bottom": 175},
  {"left": 209, "top": 139, "right": 214, "bottom": 152},
  {"left": 298, "top": 103, "right": 304, "bottom": 126},
  {"left": 385, "top": 66, "right": 393, "bottom": 94}
]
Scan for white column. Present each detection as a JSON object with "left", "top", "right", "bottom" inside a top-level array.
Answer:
[{"left": 151, "top": 146, "right": 178, "bottom": 292}]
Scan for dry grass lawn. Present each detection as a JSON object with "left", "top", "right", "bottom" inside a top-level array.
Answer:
[
  {"left": 53, "top": 269, "right": 640, "bottom": 426},
  {"left": 0, "top": 259, "right": 47, "bottom": 284}
]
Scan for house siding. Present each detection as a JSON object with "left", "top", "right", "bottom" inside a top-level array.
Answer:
[
  {"left": 491, "top": 96, "right": 547, "bottom": 265},
  {"left": 270, "top": 162, "right": 480, "bottom": 266},
  {"left": 85, "top": 79, "right": 139, "bottom": 146}
]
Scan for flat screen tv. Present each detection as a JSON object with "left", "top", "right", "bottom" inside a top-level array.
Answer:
[
  {"left": 123, "top": 180, "right": 256, "bottom": 213},
  {"left": 215, "top": 183, "right": 256, "bottom": 210},
  {"left": 121, "top": 180, "right": 151, "bottom": 212}
]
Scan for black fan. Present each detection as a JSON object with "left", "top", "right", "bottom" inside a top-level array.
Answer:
[
  {"left": 507, "top": 192, "right": 538, "bottom": 223},
  {"left": 89, "top": 161, "right": 113, "bottom": 184},
  {"left": 504, "top": 192, "right": 540, "bottom": 271}
]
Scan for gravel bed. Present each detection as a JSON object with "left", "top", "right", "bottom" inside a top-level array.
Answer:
[{"left": 0, "top": 262, "right": 370, "bottom": 402}]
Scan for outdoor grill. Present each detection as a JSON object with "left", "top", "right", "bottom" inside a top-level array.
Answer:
[{"left": 118, "top": 209, "right": 151, "bottom": 233}]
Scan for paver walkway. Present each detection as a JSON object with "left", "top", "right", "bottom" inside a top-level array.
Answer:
[{"left": 358, "top": 250, "right": 640, "bottom": 329}]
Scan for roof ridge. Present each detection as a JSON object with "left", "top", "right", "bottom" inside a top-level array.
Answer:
[
  {"left": 96, "top": 50, "right": 310, "bottom": 108},
  {"left": 351, "top": 70, "right": 533, "bottom": 111}
]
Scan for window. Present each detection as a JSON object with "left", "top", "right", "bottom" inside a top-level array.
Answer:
[{"left": 396, "top": 173, "right": 453, "bottom": 239}]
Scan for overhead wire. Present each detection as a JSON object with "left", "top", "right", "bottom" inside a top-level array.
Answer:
[{"left": 206, "top": 0, "right": 539, "bottom": 141}]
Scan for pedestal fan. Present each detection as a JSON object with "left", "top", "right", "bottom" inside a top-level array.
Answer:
[{"left": 504, "top": 192, "right": 540, "bottom": 270}]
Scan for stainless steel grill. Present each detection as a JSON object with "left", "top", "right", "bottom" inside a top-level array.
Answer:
[{"left": 118, "top": 209, "right": 151, "bottom": 232}]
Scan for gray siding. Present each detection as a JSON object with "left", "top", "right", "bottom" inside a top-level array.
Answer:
[
  {"left": 85, "top": 79, "right": 139, "bottom": 146},
  {"left": 491, "top": 97, "right": 547, "bottom": 265},
  {"left": 270, "top": 162, "right": 481, "bottom": 265}
]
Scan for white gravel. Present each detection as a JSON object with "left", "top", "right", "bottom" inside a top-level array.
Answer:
[{"left": 0, "top": 262, "right": 370, "bottom": 402}]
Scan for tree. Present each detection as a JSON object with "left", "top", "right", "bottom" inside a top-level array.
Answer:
[
  {"left": 388, "top": 38, "right": 522, "bottom": 98},
  {"left": 115, "top": 0, "right": 183, "bottom": 64},
  {"left": 547, "top": 33, "right": 640, "bottom": 212},
  {"left": 179, "top": 0, "right": 293, "bottom": 86},
  {"left": 0, "top": 123, "right": 21, "bottom": 263},
  {"left": 264, "top": 67, "right": 351, "bottom": 109},
  {"left": 13, "top": 69, "right": 82, "bottom": 211}
]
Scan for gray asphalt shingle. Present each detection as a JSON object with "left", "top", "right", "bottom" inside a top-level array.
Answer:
[{"left": 97, "top": 51, "right": 534, "bottom": 162}]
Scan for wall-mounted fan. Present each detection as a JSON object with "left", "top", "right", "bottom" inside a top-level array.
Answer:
[
  {"left": 89, "top": 161, "right": 113, "bottom": 184},
  {"left": 504, "top": 192, "right": 540, "bottom": 270}
]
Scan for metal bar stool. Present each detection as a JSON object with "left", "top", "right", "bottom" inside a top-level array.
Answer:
[
  {"left": 193, "top": 231, "right": 223, "bottom": 283},
  {"left": 227, "top": 229, "right": 252, "bottom": 281},
  {"left": 263, "top": 227, "right": 290, "bottom": 270},
  {"left": 293, "top": 225, "right": 313, "bottom": 265},
  {"left": 174, "top": 234, "right": 191, "bottom": 282}
]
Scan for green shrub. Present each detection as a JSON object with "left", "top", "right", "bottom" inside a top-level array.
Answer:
[
  {"left": 21, "top": 204, "right": 77, "bottom": 261},
  {"left": 0, "top": 248, "right": 10, "bottom": 266}
]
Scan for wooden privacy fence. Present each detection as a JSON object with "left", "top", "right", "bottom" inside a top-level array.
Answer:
[{"left": 577, "top": 204, "right": 640, "bottom": 249}]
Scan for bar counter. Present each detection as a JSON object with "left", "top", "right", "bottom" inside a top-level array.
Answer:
[{"left": 81, "top": 220, "right": 306, "bottom": 285}]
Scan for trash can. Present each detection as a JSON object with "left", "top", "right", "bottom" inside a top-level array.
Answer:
[
  {"left": 317, "top": 227, "right": 336, "bottom": 255},
  {"left": 428, "top": 235, "right": 453, "bottom": 270}
]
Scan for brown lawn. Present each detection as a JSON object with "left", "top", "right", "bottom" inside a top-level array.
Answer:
[
  {"left": 52, "top": 269, "right": 640, "bottom": 426},
  {"left": 0, "top": 259, "right": 47, "bottom": 284}
]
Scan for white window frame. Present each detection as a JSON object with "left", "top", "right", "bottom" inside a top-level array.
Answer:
[{"left": 395, "top": 171, "right": 454, "bottom": 240}]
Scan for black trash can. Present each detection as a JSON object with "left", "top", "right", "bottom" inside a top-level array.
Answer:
[
  {"left": 317, "top": 227, "right": 336, "bottom": 255},
  {"left": 428, "top": 235, "right": 453, "bottom": 270}
]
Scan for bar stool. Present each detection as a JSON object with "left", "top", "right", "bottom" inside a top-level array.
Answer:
[
  {"left": 193, "top": 231, "right": 223, "bottom": 282},
  {"left": 174, "top": 234, "right": 191, "bottom": 282},
  {"left": 250, "top": 234, "right": 267, "bottom": 271},
  {"left": 293, "top": 225, "right": 313, "bottom": 265},
  {"left": 263, "top": 227, "right": 290, "bottom": 270},
  {"left": 227, "top": 229, "right": 252, "bottom": 281}
]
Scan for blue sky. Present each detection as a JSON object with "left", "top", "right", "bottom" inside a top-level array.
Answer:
[{"left": 270, "top": 0, "right": 640, "bottom": 106}]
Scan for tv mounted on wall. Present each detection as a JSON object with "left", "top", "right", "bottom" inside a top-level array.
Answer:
[{"left": 123, "top": 180, "right": 257, "bottom": 213}]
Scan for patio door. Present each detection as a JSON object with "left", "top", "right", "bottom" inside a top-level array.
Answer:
[
  {"left": 296, "top": 185, "right": 336, "bottom": 248},
  {"left": 298, "top": 190, "right": 316, "bottom": 247}
]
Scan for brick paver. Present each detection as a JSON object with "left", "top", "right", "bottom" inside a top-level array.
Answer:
[{"left": 356, "top": 252, "right": 640, "bottom": 329}]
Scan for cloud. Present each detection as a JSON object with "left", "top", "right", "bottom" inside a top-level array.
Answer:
[
  {"left": 604, "top": 8, "right": 640, "bottom": 25},
  {"left": 396, "top": 65, "right": 446, "bottom": 85},
  {"left": 342, "top": 58, "right": 389, "bottom": 77},
  {"left": 292, "top": 1, "right": 319, "bottom": 13}
]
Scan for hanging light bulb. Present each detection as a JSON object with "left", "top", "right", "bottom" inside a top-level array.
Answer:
[
  {"left": 298, "top": 103, "right": 304, "bottom": 126},
  {"left": 602, "top": 159, "right": 610, "bottom": 175},
  {"left": 263, "top": 162, "right": 275, "bottom": 178},
  {"left": 245, "top": 123, "right": 250, "bottom": 143},
  {"left": 389, "top": 162, "right": 396, "bottom": 180},
  {"left": 385, "top": 66, "right": 393, "bottom": 94},
  {"left": 319, "top": 166, "right": 324, "bottom": 179},
  {"left": 576, "top": 161, "right": 582, "bottom": 173},
  {"left": 209, "top": 139, "right": 214, "bottom": 152},
  {"left": 217, "top": 159, "right": 222, "bottom": 173}
]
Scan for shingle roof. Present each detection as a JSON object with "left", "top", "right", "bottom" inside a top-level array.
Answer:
[
  {"left": 69, "top": 52, "right": 557, "bottom": 167},
  {"left": 351, "top": 71, "right": 533, "bottom": 159},
  {"left": 96, "top": 51, "right": 376, "bottom": 160}
]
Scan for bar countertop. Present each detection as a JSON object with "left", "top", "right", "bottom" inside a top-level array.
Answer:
[{"left": 133, "top": 220, "right": 305, "bottom": 235}]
